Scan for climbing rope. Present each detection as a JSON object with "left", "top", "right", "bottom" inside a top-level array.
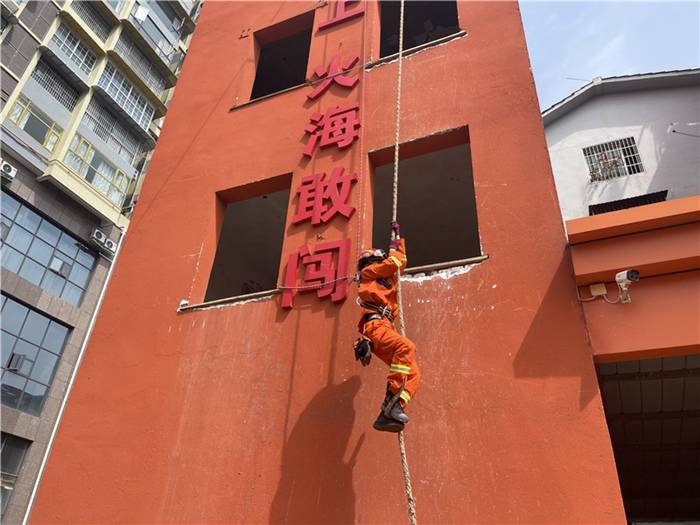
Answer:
[{"left": 388, "top": 2, "right": 417, "bottom": 524}]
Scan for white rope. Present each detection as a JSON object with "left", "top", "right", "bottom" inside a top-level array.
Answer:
[{"left": 389, "top": 2, "right": 417, "bottom": 524}]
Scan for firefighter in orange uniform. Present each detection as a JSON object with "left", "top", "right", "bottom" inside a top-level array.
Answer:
[{"left": 354, "top": 221, "right": 420, "bottom": 433}]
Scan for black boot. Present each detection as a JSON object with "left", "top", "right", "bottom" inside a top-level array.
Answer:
[
  {"left": 381, "top": 382, "right": 409, "bottom": 423},
  {"left": 373, "top": 411, "right": 405, "bottom": 433}
]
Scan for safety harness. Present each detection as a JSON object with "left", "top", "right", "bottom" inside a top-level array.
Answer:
[{"left": 359, "top": 301, "right": 395, "bottom": 323}]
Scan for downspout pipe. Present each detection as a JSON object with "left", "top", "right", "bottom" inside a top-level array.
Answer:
[{"left": 22, "top": 226, "right": 127, "bottom": 525}]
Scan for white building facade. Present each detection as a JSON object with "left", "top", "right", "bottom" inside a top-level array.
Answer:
[{"left": 543, "top": 70, "right": 699, "bottom": 221}]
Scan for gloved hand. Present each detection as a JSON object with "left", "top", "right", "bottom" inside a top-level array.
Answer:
[
  {"left": 390, "top": 221, "right": 401, "bottom": 237},
  {"left": 389, "top": 239, "right": 399, "bottom": 251}
]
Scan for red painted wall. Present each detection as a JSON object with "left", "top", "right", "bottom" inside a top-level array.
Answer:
[{"left": 31, "top": 2, "right": 626, "bottom": 523}]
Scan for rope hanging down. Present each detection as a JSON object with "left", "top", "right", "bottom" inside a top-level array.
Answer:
[{"left": 384, "top": 2, "right": 417, "bottom": 524}]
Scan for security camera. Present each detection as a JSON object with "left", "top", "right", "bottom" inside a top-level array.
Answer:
[
  {"left": 615, "top": 269, "right": 639, "bottom": 286},
  {"left": 615, "top": 269, "right": 639, "bottom": 304}
]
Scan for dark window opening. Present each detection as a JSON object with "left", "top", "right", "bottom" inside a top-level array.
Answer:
[
  {"left": 380, "top": 1, "right": 460, "bottom": 58},
  {"left": 204, "top": 186, "right": 290, "bottom": 302},
  {"left": 596, "top": 354, "right": 700, "bottom": 522},
  {"left": 589, "top": 190, "right": 668, "bottom": 216},
  {"left": 250, "top": 11, "right": 314, "bottom": 101},
  {"left": 371, "top": 128, "right": 480, "bottom": 269}
]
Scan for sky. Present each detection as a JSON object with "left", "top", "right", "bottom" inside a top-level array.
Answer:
[{"left": 519, "top": 2, "right": 700, "bottom": 111}]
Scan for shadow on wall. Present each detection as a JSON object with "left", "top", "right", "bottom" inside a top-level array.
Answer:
[
  {"left": 269, "top": 375, "right": 364, "bottom": 524},
  {"left": 512, "top": 249, "right": 600, "bottom": 410}
]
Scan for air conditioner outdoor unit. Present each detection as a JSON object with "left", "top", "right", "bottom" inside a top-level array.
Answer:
[
  {"left": 103, "top": 238, "right": 117, "bottom": 253},
  {"left": 91, "top": 228, "right": 107, "bottom": 245},
  {"left": 0, "top": 158, "right": 17, "bottom": 182}
]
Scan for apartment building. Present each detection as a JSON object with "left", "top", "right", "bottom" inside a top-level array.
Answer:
[{"left": 0, "top": 1, "right": 200, "bottom": 521}]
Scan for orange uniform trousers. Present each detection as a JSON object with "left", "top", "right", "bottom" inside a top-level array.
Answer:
[{"left": 363, "top": 318, "right": 420, "bottom": 408}]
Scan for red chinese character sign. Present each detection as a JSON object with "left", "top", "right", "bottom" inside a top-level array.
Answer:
[
  {"left": 307, "top": 54, "right": 359, "bottom": 100},
  {"left": 292, "top": 167, "right": 358, "bottom": 226},
  {"left": 303, "top": 103, "right": 361, "bottom": 157},
  {"left": 318, "top": 0, "right": 365, "bottom": 30},
  {"left": 282, "top": 239, "right": 351, "bottom": 308}
]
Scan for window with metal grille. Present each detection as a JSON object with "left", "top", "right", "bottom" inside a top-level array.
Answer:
[
  {"left": 82, "top": 98, "right": 143, "bottom": 166},
  {"left": 1, "top": 433, "right": 31, "bottom": 516},
  {"left": 114, "top": 31, "right": 167, "bottom": 94},
  {"left": 1, "top": 16, "right": 8, "bottom": 37},
  {"left": 64, "top": 133, "right": 134, "bottom": 206},
  {"left": 7, "top": 94, "right": 63, "bottom": 152},
  {"left": 50, "top": 22, "right": 97, "bottom": 75},
  {"left": 81, "top": 98, "right": 143, "bottom": 166},
  {"left": 98, "top": 61, "right": 155, "bottom": 130},
  {"left": 1, "top": 295, "right": 70, "bottom": 417},
  {"left": 70, "top": 0, "right": 112, "bottom": 42},
  {"left": 0, "top": 191, "right": 97, "bottom": 307},
  {"left": 30, "top": 58, "right": 80, "bottom": 111},
  {"left": 583, "top": 137, "right": 645, "bottom": 182},
  {"left": 128, "top": 4, "right": 174, "bottom": 63}
]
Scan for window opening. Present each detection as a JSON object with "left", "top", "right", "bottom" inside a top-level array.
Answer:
[
  {"left": 64, "top": 133, "right": 134, "bottom": 207},
  {"left": 596, "top": 354, "right": 700, "bottom": 521},
  {"left": 1, "top": 295, "right": 71, "bottom": 416},
  {"left": 30, "top": 58, "right": 81, "bottom": 111},
  {"left": 50, "top": 22, "right": 97, "bottom": 75},
  {"left": 0, "top": 190, "right": 97, "bottom": 306},
  {"left": 583, "top": 137, "right": 644, "bottom": 182},
  {"left": 7, "top": 94, "right": 63, "bottom": 152},
  {"left": 589, "top": 190, "right": 668, "bottom": 216},
  {"left": 371, "top": 129, "right": 480, "bottom": 269},
  {"left": 250, "top": 11, "right": 314, "bottom": 101},
  {"left": 204, "top": 185, "right": 290, "bottom": 302},
  {"left": 380, "top": 1, "right": 460, "bottom": 58},
  {"left": 1, "top": 433, "right": 31, "bottom": 517}
]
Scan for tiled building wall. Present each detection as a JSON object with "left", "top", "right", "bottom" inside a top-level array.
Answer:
[{"left": 0, "top": 150, "right": 116, "bottom": 524}]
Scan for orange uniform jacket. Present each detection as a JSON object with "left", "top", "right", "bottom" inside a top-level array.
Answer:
[{"left": 357, "top": 238, "right": 407, "bottom": 332}]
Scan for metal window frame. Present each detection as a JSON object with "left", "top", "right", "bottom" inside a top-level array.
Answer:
[
  {"left": 30, "top": 58, "right": 80, "bottom": 111},
  {"left": 114, "top": 31, "right": 166, "bottom": 94},
  {"left": 63, "top": 133, "right": 133, "bottom": 206},
  {"left": 583, "top": 137, "right": 645, "bottom": 183},
  {"left": 98, "top": 61, "right": 155, "bottom": 130},
  {"left": 70, "top": 0, "right": 112, "bottom": 42},
  {"left": 0, "top": 296, "right": 71, "bottom": 417},
  {"left": 50, "top": 22, "right": 97, "bottom": 75},
  {"left": 82, "top": 97, "right": 143, "bottom": 166},
  {"left": 0, "top": 190, "right": 97, "bottom": 306},
  {"left": 7, "top": 94, "right": 64, "bottom": 152}
]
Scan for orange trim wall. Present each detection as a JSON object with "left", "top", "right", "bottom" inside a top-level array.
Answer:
[
  {"left": 31, "top": 2, "right": 626, "bottom": 523},
  {"left": 569, "top": 195, "right": 700, "bottom": 363}
]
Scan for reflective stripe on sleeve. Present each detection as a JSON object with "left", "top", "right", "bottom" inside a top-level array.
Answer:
[
  {"left": 390, "top": 364, "right": 411, "bottom": 375},
  {"left": 389, "top": 256, "right": 401, "bottom": 268}
]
